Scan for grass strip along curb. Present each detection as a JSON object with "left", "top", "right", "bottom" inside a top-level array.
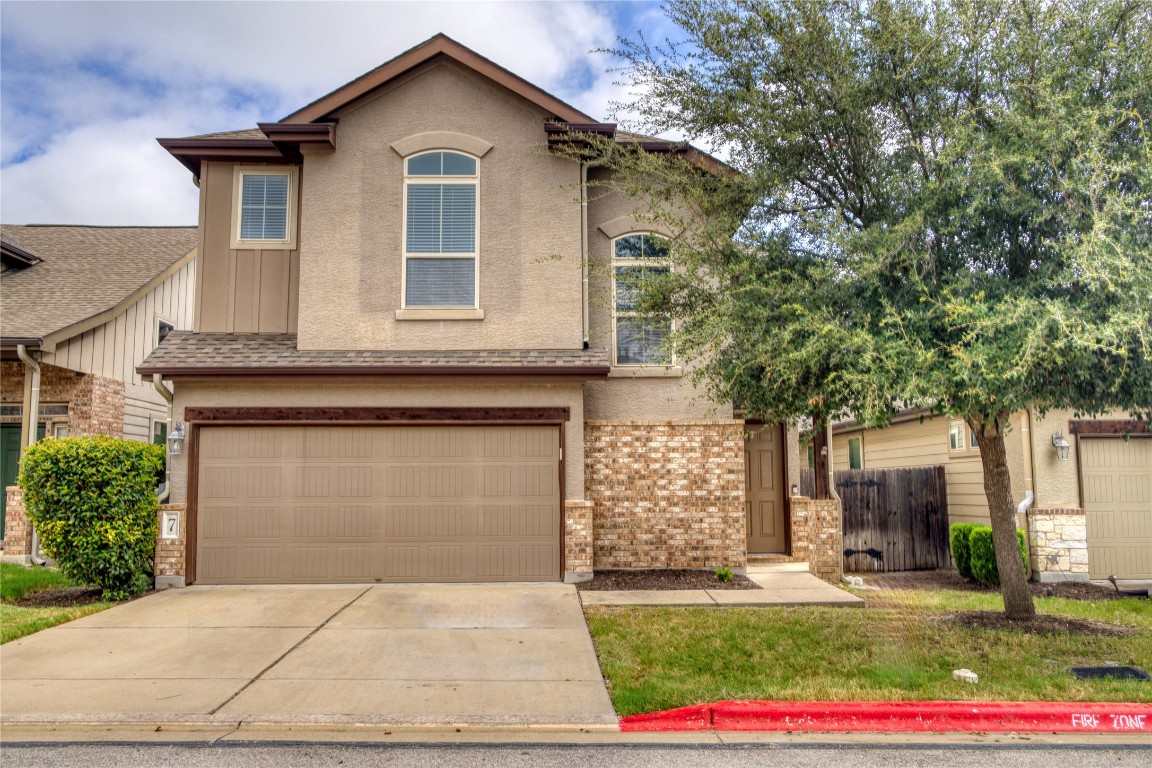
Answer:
[{"left": 620, "top": 700, "right": 1152, "bottom": 733}]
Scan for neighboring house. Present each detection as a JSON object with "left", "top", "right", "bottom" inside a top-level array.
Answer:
[
  {"left": 831, "top": 409, "right": 1151, "bottom": 581},
  {"left": 137, "top": 34, "right": 816, "bottom": 588},
  {"left": 0, "top": 225, "right": 197, "bottom": 543}
]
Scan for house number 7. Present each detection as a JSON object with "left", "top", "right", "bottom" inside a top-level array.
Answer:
[{"left": 161, "top": 512, "right": 180, "bottom": 540}]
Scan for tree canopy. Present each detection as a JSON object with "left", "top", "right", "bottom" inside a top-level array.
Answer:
[{"left": 589, "top": 0, "right": 1152, "bottom": 618}]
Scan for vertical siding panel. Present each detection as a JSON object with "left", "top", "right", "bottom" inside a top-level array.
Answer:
[
  {"left": 112, "top": 312, "right": 127, "bottom": 383},
  {"left": 90, "top": 326, "right": 106, "bottom": 377},
  {"left": 124, "top": 303, "right": 139, "bottom": 383},
  {"left": 233, "top": 250, "right": 260, "bottom": 332},
  {"left": 258, "top": 250, "right": 290, "bottom": 332},
  {"left": 201, "top": 163, "right": 236, "bottom": 332},
  {"left": 102, "top": 319, "right": 116, "bottom": 379}
]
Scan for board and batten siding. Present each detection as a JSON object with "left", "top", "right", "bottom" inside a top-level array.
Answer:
[
  {"left": 195, "top": 161, "right": 300, "bottom": 334},
  {"left": 834, "top": 416, "right": 994, "bottom": 526},
  {"left": 41, "top": 257, "right": 196, "bottom": 441}
]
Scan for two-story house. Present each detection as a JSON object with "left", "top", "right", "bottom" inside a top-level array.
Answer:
[{"left": 140, "top": 35, "right": 806, "bottom": 587}]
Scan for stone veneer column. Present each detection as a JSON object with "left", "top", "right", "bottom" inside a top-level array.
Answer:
[
  {"left": 154, "top": 503, "right": 188, "bottom": 589},
  {"left": 2, "top": 486, "right": 32, "bottom": 563},
  {"left": 585, "top": 420, "right": 747, "bottom": 572},
  {"left": 564, "top": 500, "right": 594, "bottom": 583},
  {"left": 1028, "top": 507, "right": 1089, "bottom": 582}
]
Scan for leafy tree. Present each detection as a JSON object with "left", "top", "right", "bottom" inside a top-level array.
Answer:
[{"left": 587, "top": 0, "right": 1152, "bottom": 618}]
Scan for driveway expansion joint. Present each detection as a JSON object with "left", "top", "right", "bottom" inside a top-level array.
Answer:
[{"left": 207, "top": 586, "right": 372, "bottom": 716}]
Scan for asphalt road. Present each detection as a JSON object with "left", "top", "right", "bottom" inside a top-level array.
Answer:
[{"left": 3, "top": 743, "right": 1150, "bottom": 768}]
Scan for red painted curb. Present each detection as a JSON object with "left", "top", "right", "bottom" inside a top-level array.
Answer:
[{"left": 620, "top": 701, "right": 1152, "bottom": 733}]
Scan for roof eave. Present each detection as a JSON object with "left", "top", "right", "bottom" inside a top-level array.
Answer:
[{"left": 137, "top": 364, "right": 611, "bottom": 379}]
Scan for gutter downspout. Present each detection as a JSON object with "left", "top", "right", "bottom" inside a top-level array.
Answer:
[
  {"left": 16, "top": 344, "right": 46, "bottom": 566},
  {"left": 1018, "top": 407, "right": 1036, "bottom": 579},
  {"left": 826, "top": 421, "right": 841, "bottom": 504},
  {"left": 580, "top": 160, "right": 590, "bottom": 349},
  {"left": 153, "top": 374, "right": 174, "bottom": 504}
]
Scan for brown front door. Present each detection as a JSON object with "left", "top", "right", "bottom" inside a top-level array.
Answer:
[{"left": 746, "top": 424, "right": 787, "bottom": 553}]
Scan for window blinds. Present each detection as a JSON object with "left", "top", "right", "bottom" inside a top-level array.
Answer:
[{"left": 240, "top": 174, "right": 289, "bottom": 240}]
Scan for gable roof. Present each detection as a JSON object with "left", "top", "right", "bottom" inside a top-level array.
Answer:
[
  {"left": 282, "top": 33, "right": 596, "bottom": 124},
  {"left": 0, "top": 225, "right": 197, "bottom": 346}
]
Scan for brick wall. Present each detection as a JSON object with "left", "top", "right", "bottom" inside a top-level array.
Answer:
[
  {"left": 2, "top": 486, "right": 32, "bottom": 561},
  {"left": 585, "top": 420, "right": 747, "bottom": 571},
  {"left": 1028, "top": 507, "right": 1089, "bottom": 582},
  {"left": 792, "top": 496, "right": 843, "bottom": 584},
  {"left": 154, "top": 503, "right": 188, "bottom": 589},
  {"left": 0, "top": 362, "right": 124, "bottom": 438},
  {"left": 564, "top": 500, "right": 593, "bottom": 582},
  {"left": 68, "top": 373, "right": 125, "bottom": 437}
]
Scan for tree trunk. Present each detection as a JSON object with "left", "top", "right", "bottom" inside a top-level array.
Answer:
[
  {"left": 812, "top": 421, "right": 830, "bottom": 500},
  {"left": 969, "top": 413, "right": 1036, "bottom": 620}
]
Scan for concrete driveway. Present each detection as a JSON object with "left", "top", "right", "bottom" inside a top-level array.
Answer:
[{"left": 0, "top": 583, "right": 617, "bottom": 729}]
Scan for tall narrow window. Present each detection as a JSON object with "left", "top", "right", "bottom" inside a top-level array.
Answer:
[
  {"left": 848, "top": 437, "right": 862, "bottom": 470},
  {"left": 612, "top": 233, "right": 671, "bottom": 366},
  {"left": 949, "top": 421, "right": 965, "bottom": 451},
  {"left": 403, "top": 151, "right": 478, "bottom": 308}
]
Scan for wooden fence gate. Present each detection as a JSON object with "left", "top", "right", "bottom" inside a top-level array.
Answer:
[{"left": 800, "top": 467, "right": 950, "bottom": 572}]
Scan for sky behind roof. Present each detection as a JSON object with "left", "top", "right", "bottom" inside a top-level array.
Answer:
[{"left": 1, "top": 0, "right": 676, "bottom": 225}]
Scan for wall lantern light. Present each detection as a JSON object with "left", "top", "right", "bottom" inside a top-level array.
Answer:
[
  {"left": 1051, "top": 431, "right": 1071, "bottom": 461},
  {"left": 791, "top": 483, "right": 799, "bottom": 497},
  {"left": 167, "top": 422, "right": 187, "bottom": 457}
]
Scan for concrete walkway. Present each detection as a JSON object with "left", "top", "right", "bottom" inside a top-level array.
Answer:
[
  {"left": 0, "top": 583, "right": 617, "bottom": 729},
  {"left": 579, "top": 564, "right": 864, "bottom": 607}
]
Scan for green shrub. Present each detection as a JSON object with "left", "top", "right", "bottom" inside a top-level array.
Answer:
[
  {"left": 715, "top": 566, "right": 734, "bottom": 583},
  {"left": 967, "top": 526, "right": 1028, "bottom": 587},
  {"left": 949, "top": 523, "right": 978, "bottom": 579},
  {"left": 19, "top": 437, "right": 164, "bottom": 601}
]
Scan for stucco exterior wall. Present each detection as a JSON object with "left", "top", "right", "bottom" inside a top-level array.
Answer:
[
  {"left": 583, "top": 168, "right": 732, "bottom": 421},
  {"left": 168, "top": 378, "right": 586, "bottom": 503},
  {"left": 295, "top": 61, "right": 583, "bottom": 352}
]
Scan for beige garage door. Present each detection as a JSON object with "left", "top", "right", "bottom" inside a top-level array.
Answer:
[
  {"left": 195, "top": 425, "right": 561, "bottom": 584},
  {"left": 1082, "top": 438, "right": 1152, "bottom": 579}
]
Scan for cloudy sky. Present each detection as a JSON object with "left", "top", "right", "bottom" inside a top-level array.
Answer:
[{"left": 1, "top": 0, "right": 677, "bottom": 226}]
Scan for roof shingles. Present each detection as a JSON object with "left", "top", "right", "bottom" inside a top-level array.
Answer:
[
  {"left": 0, "top": 225, "right": 197, "bottom": 341},
  {"left": 139, "top": 332, "right": 611, "bottom": 375}
]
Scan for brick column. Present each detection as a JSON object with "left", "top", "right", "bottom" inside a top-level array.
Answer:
[
  {"left": 2, "top": 486, "right": 33, "bottom": 563},
  {"left": 154, "top": 503, "right": 188, "bottom": 589},
  {"left": 1028, "top": 507, "right": 1089, "bottom": 582},
  {"left": 792, "top": 496, "right": 843, "bottom": 584},
  {"left": 564, "top": 500, "right": 594, "bottom": 583},
  {"left": 69, "top": 373, "right": 125, "bottom": 437}
]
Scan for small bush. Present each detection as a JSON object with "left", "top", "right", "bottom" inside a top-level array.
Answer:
[
  {"left": 949, "top": 523, "right": 978, "bottom": 579},
  {"left": 967, "top": 526, "right": 1028, "bottom": 587},
  {"left": 19, "top": 437, "right": 163, "bottom": 601},
  {"left": 715, "top": 566, "right": 734, "bottom": 583}
]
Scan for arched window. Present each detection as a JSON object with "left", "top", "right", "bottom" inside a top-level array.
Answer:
[
  {"left": 612, "top": 233, "right": 671, "bottom": 366},
  {"left": 403, "top": 151, "right": 478, "bottom": 308}
]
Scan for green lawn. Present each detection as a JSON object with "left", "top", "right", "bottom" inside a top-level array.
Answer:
[
  {"left": 585, "top": 588, "right": 1152, "bottom": 715},
  {"left": 0, "top": 562, "right": 112, "bottom": 643}
]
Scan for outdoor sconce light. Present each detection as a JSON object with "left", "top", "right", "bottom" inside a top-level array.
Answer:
[
  {"left": 820, "top": 446, "right": 828, "bottom": 456},
  {"left": 1051, "top": 431, "right": 1071, "bottom": 461},
  {"left": 791, "top": 483, "right": 799, "bottom": 497},
  {"left": 167, "top": 422, "right": 187, "bottom": 457}
]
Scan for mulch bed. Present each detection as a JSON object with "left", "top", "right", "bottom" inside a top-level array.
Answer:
[
  {"left": 12, "top": 586, "right": 105, "bottom": 608},
  {"left": 576, "top": 569, "right": 762, "bottom": 591},
  {"left": 934, "top": 610, "right": 1137, "bottom": 637},
  {"left": 861, "top": 569, "right": 1124, "bottom": 601}
]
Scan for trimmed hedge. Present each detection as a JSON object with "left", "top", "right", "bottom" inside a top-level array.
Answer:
[
  {"left": 967, "top": 525, "right": 1028, "bottom": 587},
  {"left": 949, "top": 523, "right": 978, "bottom": 579},
  {"left": 19, "top": 436, "right": 164, "bottom": 600}
]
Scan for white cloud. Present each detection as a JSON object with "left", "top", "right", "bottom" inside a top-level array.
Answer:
[{"left": 0, "top": 0, "right": 668, "bottom": 225}]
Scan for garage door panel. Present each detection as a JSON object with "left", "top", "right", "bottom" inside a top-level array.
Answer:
[
  {"left": 1082, "top": 438, "right": 1152, "bottom": 579},
  {"left": 196, "top": 425, "right": 561, "bottom": 584}
]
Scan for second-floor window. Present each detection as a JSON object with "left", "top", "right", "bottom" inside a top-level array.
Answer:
[
  {"left": 232, "top": 166, "right": 299, "bottom": 250},
  {"left": 613, "top": 233, "right": 671, "bottom": 366},
  {"left": 403, "top": 151, "right": 478, "bottom": 308}
]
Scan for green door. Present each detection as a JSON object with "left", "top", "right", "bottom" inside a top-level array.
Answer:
[{"left": 1, "top": 423, "right": 45, "bottom": 538}]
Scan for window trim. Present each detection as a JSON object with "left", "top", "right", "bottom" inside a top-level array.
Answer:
[
  {"left": 611, "top": 232, "right": 673, "bottom": 368},
  {"left": 230, "top": 165, "right": 299, "bottom": 250},
  {"left": 949, "top": 420, "right": 966, "bottom": 452},
  {"left": 847, "top": 436, "right": 863, "bottom": 470},
  {"left": 400, "top": 150, "right": 480, "bottom": 311}
]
